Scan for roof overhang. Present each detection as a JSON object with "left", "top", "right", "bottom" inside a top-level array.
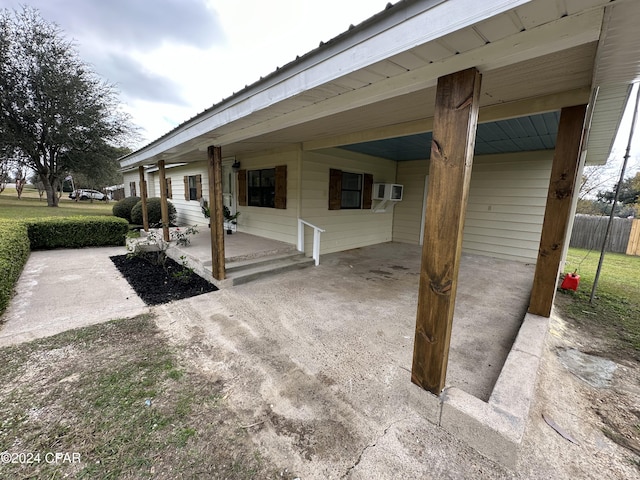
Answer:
[{"left": 119, "top": 0, "right": 640, "bottom": 169}]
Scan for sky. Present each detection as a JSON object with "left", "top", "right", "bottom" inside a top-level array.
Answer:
[
  {"left": 0, "top": 0, "right": 387, "bottom": 148},
  {"left": 0, "top": 0, "right": 638, "bottom": 183}
]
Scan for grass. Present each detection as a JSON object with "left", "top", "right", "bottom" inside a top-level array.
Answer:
[
  {"left": 558, "top": 247, "right": 640, "bottom": 360},
  {"left": 0, "top": 188, "right": 113, "bottom": 219},
  {"left": 0, "top": 314, "right": 283, "bottom": 479}
]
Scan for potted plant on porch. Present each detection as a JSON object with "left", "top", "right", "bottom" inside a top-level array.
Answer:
[
  {"left": 200, "top": 199, "right": 210, "bottom": 228},
  {"left": 223, "top": 206, "right": 240, "bottom": 235}
]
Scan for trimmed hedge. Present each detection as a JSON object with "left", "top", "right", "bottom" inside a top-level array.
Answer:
[
  {"left": 112, "top": 196, "right": 140, "bottom": 223},
  {"left": 131, "top": 197, "right": 177, "bottom": 226},
  {"left": 0, "top": 221, "right": 30, "bottom": 315},
  {"left": 25, "top": 216, "right": 130, "bottom": 249}
]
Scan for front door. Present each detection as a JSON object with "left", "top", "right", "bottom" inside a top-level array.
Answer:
[{"left": 222, "top": 164, "right": 236, "bottom": 215}]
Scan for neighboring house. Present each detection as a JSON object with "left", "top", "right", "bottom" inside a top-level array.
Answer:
[{"left": 119, "top": 0, "right": 640, "bottom": 462}]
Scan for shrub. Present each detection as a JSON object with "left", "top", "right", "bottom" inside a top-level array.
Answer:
[
  {"left": 131, "top": 197, "right": 177, "bottom": 227},
  {"left": 112, "top": 196, "right": 140, "bottom": 223},
  {"left": 25, "top": 216, "right": 129, "bottom": 249},
  {"left": 0, "top": 221, "right": 30, "bottom": 315}
]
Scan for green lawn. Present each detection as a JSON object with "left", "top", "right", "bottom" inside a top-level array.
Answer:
[
  {"left": 0, "top": 188, "right": 113, "bottom": 219},
  {"left": 559, "top": 248, "right": 640, "bottom": 360}
]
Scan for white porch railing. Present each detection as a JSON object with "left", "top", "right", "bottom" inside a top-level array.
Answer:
[{"left": 297, "top": 219, "right": 326, "bottom": 266}]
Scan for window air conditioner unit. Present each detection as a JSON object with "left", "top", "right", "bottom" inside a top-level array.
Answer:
[{"left": 373, "top": 183, "right": 403, "bottom": 201}]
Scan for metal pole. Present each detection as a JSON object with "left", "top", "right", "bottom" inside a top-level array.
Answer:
[{"left": 590, "top": 84, "right": 640, "bottom": 303}]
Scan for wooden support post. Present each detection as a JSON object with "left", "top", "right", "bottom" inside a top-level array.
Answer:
[
  {"left": 411, "top": 68, "right": 482, "bottom": 395},
  {"left": 138, "top": 166, "right": 149, "bottom": 232},
  {"left": 158, "top": 160, "right": 170, "bottom": 242},
  {"left": 529, "top": 105, "right": 586, "bottom": 317},
  {"left": 208, "top": 146, "right": 225, "bottom": 280}
]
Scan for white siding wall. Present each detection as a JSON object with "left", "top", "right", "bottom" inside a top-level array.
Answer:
[
  {"left": 150, "top": 162, "right": 210, "bottom": 227},
  {"left": 393, "top": 159, "right": 430, "bottom": 244},
  {"left": 301, "top": 148, "right": 397, "bottom": 255},
  {"left": 392, "top": 150, "right": 553, "bottom": 263},
  {"left": 464, "top": 151, "right": 552, "bottom": 262},
  {"left": 235, "top": 148, "right": 301, "bottom": 244},
  {"left": 122, "top": 171, "right": 139, "bottom": 197}
]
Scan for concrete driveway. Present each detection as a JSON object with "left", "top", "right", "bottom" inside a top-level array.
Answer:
[{"left": 0, "top": 247, "right": 148, "bottom": 346}]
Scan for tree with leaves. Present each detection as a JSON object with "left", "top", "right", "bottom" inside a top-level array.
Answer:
[
  {"left": 0, "top": 7, "right": 135, "bottom": 206},
  {"left": 593, "top": 171, "right": 640, "bottom": 218}
]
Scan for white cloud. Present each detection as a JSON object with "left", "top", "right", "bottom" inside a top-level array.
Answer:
[{"left": 1, "top": 0, "right": 385, "bottom": 146}]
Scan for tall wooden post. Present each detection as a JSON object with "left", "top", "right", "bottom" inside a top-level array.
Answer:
[
  {"left": 528, "top": 105, "right": 586, "bottom": 317},
  {"left": 158, "top": 159, "right": 170, "bottom": 242},
  {"left": 138, "top": 166, "right": 149, "bottom": 232},
  {"left": 411, "top": 67, "right": 482, "bottom": 395},
  {"left": 208, "top": 146, "right": 225, "bottom": 280}
]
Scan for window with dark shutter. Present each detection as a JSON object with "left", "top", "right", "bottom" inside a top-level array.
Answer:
[
  {"left": 274, "top": 165, "right": 287, "bottom": 209},
  {"left": 328, "top": 169, "right": 342, "bottom": 210},
  {"left": 184, "top": 175, "right": 202, "bottom": 201},
  {"left": 328, "top": 169, "right": 373, "bottom": 210},
  {"left": 241, "top": 165, "right": 287, "bottom": 208}
]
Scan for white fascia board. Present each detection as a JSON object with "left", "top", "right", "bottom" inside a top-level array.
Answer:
[{"left": 120, "top": 0, "right": 532, "bottom": 168}]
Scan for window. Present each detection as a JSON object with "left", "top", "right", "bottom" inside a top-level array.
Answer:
[
  {"left": 341, "top": 172, "right": 362, "bottom": 209},
  {"left": 329, "top": 169, "right": 373, "bottom": 210},
  {"left": 165, "top": 178, "right": 172, "bottom": 199},
  {"left": 248, "top": 168, "right": 275, "bottom": 207},
  {"left": 238, "top": 165, "right": 287, "bottom": 209},
  {"left": 129, "top": 181, "right": 136, "bottom": 197},
  {"left": 183, "top": 175, "right": 202, "bottom": 201}
]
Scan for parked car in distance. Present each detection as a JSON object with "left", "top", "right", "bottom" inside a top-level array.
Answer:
[{"left": 69, "top": 189, "right": 106, "bottom": 201}]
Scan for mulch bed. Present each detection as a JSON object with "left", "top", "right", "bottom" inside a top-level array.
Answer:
[{"left": 111, "top": 253, "right": 218, "bottom": 305}]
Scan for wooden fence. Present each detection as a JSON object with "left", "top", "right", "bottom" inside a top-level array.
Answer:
[
  {"left": 569, "top": 215, "right": 636, "bottom": 254},
  {"left": 628, "top": 219, "right": 640, "bottom": 256}
]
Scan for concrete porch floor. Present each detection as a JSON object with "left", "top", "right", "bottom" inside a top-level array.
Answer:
[
  {"left": 157, "top": 239, "right": 546, "bottom": 468},
  {"left": 175, "top": 228, "right": 297, "bottom": 263},
  {"left": 169, "top": 233, "right": 534, "bottom": 402}
]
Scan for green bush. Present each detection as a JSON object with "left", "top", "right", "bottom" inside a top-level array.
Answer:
[
  {"left": 112, "top": 196, "right": 140, "bottom": 223},
  {"left": 25, "top": 216, "right": 129, "bottom": 249},
  {"left": 0, "top": 221, "right": 30, "bottom": 315},
  {"left": 131, "top": 197, "right": 177, "bottom": 227}
]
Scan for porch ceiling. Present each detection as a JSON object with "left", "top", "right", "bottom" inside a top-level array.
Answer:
[{"left": 120, "top": 0, "right": 638, "bottom": 170}]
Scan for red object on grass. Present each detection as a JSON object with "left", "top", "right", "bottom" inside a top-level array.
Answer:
[{"left": 560, "top": 273, "right": 580, "bottom": 291}]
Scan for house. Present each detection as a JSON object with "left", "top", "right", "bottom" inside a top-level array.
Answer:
[{"left": 119, "top": 0, "right": 640, "bottom": 465}]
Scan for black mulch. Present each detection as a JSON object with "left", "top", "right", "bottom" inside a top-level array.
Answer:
[{"left": 110, "top": 253, "right": 218, "bottom": 305}]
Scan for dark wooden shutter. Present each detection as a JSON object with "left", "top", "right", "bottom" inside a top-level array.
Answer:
[
  {"left": 183, "top": 176, "right": 189, "bottom": 200},
  {"left": 195, "top": 174, "right": 202, "bottom": 200},
  {"left": 237, "top": 169, "right": 247, "bottom": 206},
  {"left": 362, "top": 174, "right": 373, "bottom": 209},
  {"left": 130, "top": 181, "right": 136, "bottom": 197},
  {"left": 166, "top": 178, "right": 172, "bottom": 199},
  {"left": 274, "top": 165, "right": 287, "bottom": 209},
  {"left": 329, "top": 168, "right": 342, "bottom": 210}
]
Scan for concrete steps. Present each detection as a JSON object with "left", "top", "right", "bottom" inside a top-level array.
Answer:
[{"left": 225, "top": 251, "right": 315, "bottom": 285}]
